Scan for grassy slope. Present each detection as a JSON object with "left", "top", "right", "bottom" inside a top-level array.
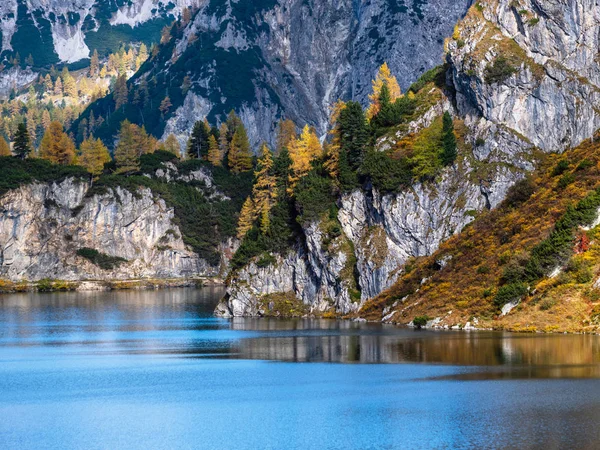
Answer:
[{"left": 358, "top": 137, "right": 600, "bottom": 333}]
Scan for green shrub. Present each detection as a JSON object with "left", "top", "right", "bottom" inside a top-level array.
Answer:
[
  {"left": 413, "top": 316, "right": 429, "bottom": 329},
  {"left": 361, "top": 151, "right": 412, "bottom": 193},
  {"left": 76, "top": 248, "right": 127, "bottom": 270},
  {"left": 502, "top": 176, "right": 535, "bottom": 209},
  {"left": 551, "top": 159, "right": 570, "bottom": 176},
  {"left": 557, "top": 173, "right": 575, "bottom": 189},
  {"left": 294, "top": 171, "right": 336, "bottom": 225},
  {"left": 576, "top": 159, "right": 593, "bottom": 172},
  {"left": 494, "top": 283, "right": 528, "bottom": 307},
  {"left": 485, "top": 56, "right": 517, "bottom": 84}
]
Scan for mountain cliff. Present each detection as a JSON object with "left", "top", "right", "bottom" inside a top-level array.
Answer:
[
  {"left": 216, "top": 0, "right": 600, "bottom": 327},
  {"left": 77, "top": 0, "right": 472, "bottom": 148}
]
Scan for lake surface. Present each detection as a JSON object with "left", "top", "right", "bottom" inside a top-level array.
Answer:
[{"left": 1, "top": 287, "right": 600, "bottom": 449}]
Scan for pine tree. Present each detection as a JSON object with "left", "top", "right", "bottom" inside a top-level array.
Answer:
[
  {"left": 79, "top": 138, "right": 111, "bottom": 177},
  {"left": 39, "top": 121, "right": 75, "bottom": 165},
  {"left": 0, "top": 136, "right": 11, "bottom": 156},
  {"left": 163, "top": 134, "right": 181, "bottom": 157},
  {"left": 367, "top": 62, "right": 401, "bottom": 119},
  {"left": 181, "top": 75, "right": 192, "bottom": 95},
  {"left": 253, "top": 144, "right": 278, "bottom": 233},
  {"left": 207, "top": 135, "right": 222, "bottom": 166},
  {"left": 237, "top": 197, "right": 256, "bottom": 239},
  {"left": 25, "top": 54, "right": 34, "bottom": 67},
  {"left": 440, "top": 111, "right": 457, "bottom": 166},
  {"left": 13, "top": 122, "right": 31, "bottom": 159},
  {"left": 136, "top": 43, "right": 148, "bottom": 69},
  {"left": 225, "top": 110, "right": 242, "bottom": 141},
  {"left": 90, "top": 49, "right": 100, "bottom": 77},
  {"left": 338, "top": 101, "right": 369, "bottom": 170},
  {"left": 187, "top": 120, "right": 210, "bottom": 159},
  {"left": 276, "top": 119, "right": 296, "bottom": 155},
  {"left": 228, "top": 124, "right": 253, "bottom": 173},
  {"left": 114, "top": 75, "right": 129, "bottom": 110}
]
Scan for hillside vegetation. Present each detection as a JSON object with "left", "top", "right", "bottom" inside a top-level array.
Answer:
[{"left": 359, "top": 137, "right": 600, "bottom": 333}]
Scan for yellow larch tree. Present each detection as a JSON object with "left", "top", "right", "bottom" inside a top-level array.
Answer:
[
  {"left": 288, "top": 125, "right": 322, "bottom": 193},
  {"left": 207, "top": 135, "right": 222, "bottom": 166},
  {"left": 367, "top": 62, "right": 401, "bottom": 119},
  {"left": 0, "top": 136, "right": 11, "bottom": 156},
  {"left": 39, "top": 121, "right": 76, "bottom": 165},
  {"left": 253, "top": 144, "right": 278, "bottom": 234},
  {"left": 324, "top": 100, "right": 345, "bottom": 179},
  {"left": 79, "top": 138, "right": 111, "bottom": 177},
  {"left": 237, "top": 196, "right": 257, "bottom": 239}
]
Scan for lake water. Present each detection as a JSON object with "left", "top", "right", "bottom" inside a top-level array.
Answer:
[{"left": 1, "top": 287, "right": 600, "bottom": 449}]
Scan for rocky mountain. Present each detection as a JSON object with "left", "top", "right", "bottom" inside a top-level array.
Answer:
[
  {"left": 77, "top": 0, "right": 472, "bottom": 149},
  {"left": 216, "top": 0, "right": 600, "bottom": 322}
]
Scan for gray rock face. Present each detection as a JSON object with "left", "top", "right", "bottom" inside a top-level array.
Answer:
[
  {"left": 448, "top": 0, "right": 600, "bottom": 153},
  {"left": 0, "top": 178, "right": 224, "bottom": 281},
  {"left": 157, "top": 0, "right": 473, "bottom": 148}
]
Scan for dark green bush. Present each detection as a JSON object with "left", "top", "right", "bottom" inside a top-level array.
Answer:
[
  {"left": 485, "top": 56, "right": 517, "bottom": 84},
  {"left": 294, "top": 171, "right": 336, "bottom": 225},
  {"left": 551, "top": 159, "right": 570, "bottom": 176},
  {"left": 494, "top": 283, "right": 528, "bottom": 307},
  {"left": 361, "top": 151, "right": 412, "bottom": 193},
  {"left": 502, "top": 176, "right": 536, "bottom": 209},
  {"left": 557, "top": 173, "right": 575, "bottom": 189},
  {"left": 413, "top": 316, "right": 429, "bottom": 329},
  {"left": 76, "top": 248, "right": 127, "bottom": 270}
]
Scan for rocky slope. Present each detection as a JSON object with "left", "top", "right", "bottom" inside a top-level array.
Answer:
[
  {"left": 79, "top": 0, "right": 472, "bottom": 148},
  {"left": 0, "top": 158, "right": 245, "bottom": 282},
  {"left": 217, "top": 0, "right": 600, "bottom": 319}
]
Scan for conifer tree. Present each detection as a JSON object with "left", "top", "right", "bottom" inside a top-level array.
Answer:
[
  {"left": 338, "top": 101, "right": 369, "bottom": 170},
  {"left": 13, "top": 122, "right": 32, "bottom": 159},
  {"left": 218, "top": 123, "right": 229, "bottom": 159},
  {"left": 79, "top": 138, "right": 111, "bottom": 177},
  {"left": 181, "top": 76, "right": 192, "bottom": 95},
  {"left": 90, "top": 50, "right": 100, "bottom": 77},
  {"left": 276, "top": 119, "right": 296, "bottom": 155},
  {"left": 440, "top": 111, "right": 457, "bottom": 166},
  {"left": 288, "top": 125, "right": 322, "bottom": 191},
  {"left": 187, "top": 120, "right": 210, "bottom": 159},
  {"left": 39, "top": 121, "right": 76, "bottom": 165},
  {"left": 163, "top": 134, "right": 181, "bottom": 157},
  {"left": 237, "top": 197, "right": 257, "bottom": 239},
  {"left": 253, "top": 144, "right": 278, "bottom": 233},
  {"left": 54, "top": 77, "right": 63, "bottom": 96},
  {"left": 159, "top": 96, "right": 172, "bottom": 116},
  {"left": 114, "top": 120, "right": 151, "bottom": 173},
  {"left": 44, "top": 74, "right": 53, "bottom": 92},
  {"left": 367, "top": 62, "right": 401, "bottom": 119},
  {"left": 114, "top": 75, "right": 129, "bottom": 110},
  {"left": 207, "top": 135, "right": 222, "bottom": 166},
  {"left": 228, "top": 124, "right": 253, "bottom": 173},
  {"left": 0, "top": 136, "right": 11, "bottom": 156},
  {"left": 62, "top": 67, "right": 77, "bottom": 97}
]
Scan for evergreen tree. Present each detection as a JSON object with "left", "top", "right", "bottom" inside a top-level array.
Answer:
[
  {"left": 181, "top": 76, "right": 192, "bottom": 95},
  {"left": 79, "top": 138, "right": 111, "bottom": 177},
  {"left": 228, "top": 124, "right": 253, "bottom": 173},
  {"left": 187, "top": 120, "right": 210, "bottom": 159},
  {"left": 225, "top": 110, "right": 242, "bottom": 141},
  {"left": 13, "top": 122, "right": 31, "bottom": 159},
  {"left": 218, "top": 123, "right": 229, "bottom": 161},
  {"left": 114, "top": 75, "right": 129, "bottom": 111},
  {"left": 440, "top": 111, "right": 457, "bottom": 166},
  {"left": 25, "top": 54, "right": 34, "bottom": 67},
  {"left": 253, "top": 144, "right": 278, "bottom": 234},
  {"left": 207, "top": 135, "right": 222, "bottom": 166},
  {"left": 338, "top": 102, "right": 369, "bottom": 170},
  {"left": 54, "top": 77, "right": 63, "bottom": 96},
  {"left": 0, "top": 136, "right": 11, "bottom": 156},
  {"left": 237, "top": 197, "right": 256, "bottom": 239},
  {"left": 39, "top": 121, "right": 76, "bottom": 165},
  {"left": 273, "top": 147, "right": 293, "bottom": 194}
]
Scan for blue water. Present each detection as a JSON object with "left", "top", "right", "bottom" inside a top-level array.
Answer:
[{"left": 1, "top": 288, "right": 600, "bottom": 449}]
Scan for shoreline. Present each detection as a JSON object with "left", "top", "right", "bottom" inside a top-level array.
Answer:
[{"left": 0, "top": 277, "right": 226, "bottom": 294}]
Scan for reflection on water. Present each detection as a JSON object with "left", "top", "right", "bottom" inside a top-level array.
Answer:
[
  {"left": 1, "top": 288, "right": 600, "bottom": 378},
  {"left": 2, "top": 288, "right": 600, "bottom": 450}
]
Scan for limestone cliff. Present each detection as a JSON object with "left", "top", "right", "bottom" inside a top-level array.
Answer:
[{"left": 0, "top": 176, "right": 229, "bottom": 282}]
